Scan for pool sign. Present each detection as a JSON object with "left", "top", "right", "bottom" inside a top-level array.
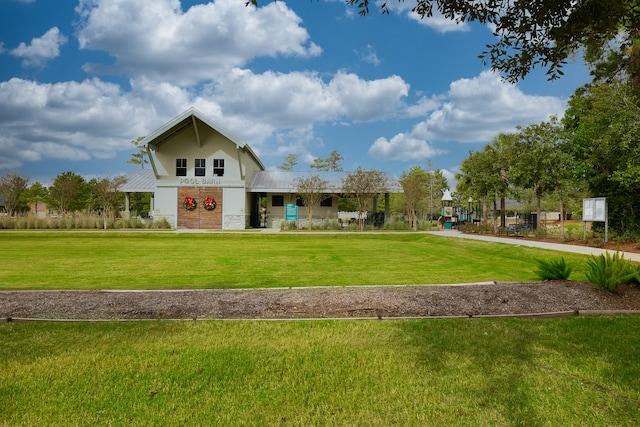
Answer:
[
  {"left": 286, "top": 203, "right": 298, "bottom": 222},
  {"left": 582, "top": 197, "right": 608, "bottom": 242}
]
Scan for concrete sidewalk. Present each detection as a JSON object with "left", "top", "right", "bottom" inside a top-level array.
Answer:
[{"left": 428, "top": 230, "right": 640, "bottom": 263}]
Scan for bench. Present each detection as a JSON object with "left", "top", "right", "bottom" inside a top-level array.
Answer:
[
  {"left": 497, "top": 223, "right": 530, "bottom": 237},
  {"left": 504, "top": 223, "right": 530, "bottom": 237}
]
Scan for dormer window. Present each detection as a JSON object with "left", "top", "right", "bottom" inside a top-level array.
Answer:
[
  {"left": 195, "top": 158, "right": 206, "bottom": 176},
  {"left": 213, "top": 159, "right": 225, "bottom": 176},
  {"left": 176, "top": 158, "right": 187, "bottom": 176}
]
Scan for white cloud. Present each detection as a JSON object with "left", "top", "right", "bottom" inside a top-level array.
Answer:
[
  {"left": 10, "top": 27, "right": 68, "bottom": 67},
  {"left": 0, "top": 65, "right": 411, "bottom": 170},
  {"left": 76, "top": 0, "right": 321, "bottom": 86},
  {"left": 204, "top": 68, "right": 409, "bottom": 131},
  {"left": 356, "top": 44, "right": 381, "bottom": 66},
  {"left": 384, "top": 2, "right": 470, "bottom": 33},
  {"left": 414, "top": 71, "right": 566, "bottom": 142},
  {"left": 0, "top": 78, "right": 155, "bottom": 168},
  {"left": 403, "top": 95, "right": 442, "bottom": 118},
  {"left": 367, "top": 70, "right": 567, "bottom": 163},
  {"left": 369, "top": 133, "right": 446, "bottom": 161}
]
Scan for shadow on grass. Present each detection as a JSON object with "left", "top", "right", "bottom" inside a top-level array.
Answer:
[{"left": 391, "top": 316, "right": 640, "bottom": 425}]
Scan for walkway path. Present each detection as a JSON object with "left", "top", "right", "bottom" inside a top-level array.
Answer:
[{"left": 428, "top": 230, "right": 640, "bottom": 263}]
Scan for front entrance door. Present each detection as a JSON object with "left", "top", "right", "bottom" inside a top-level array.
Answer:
[{"left": 177, "top": 187, "right": 222, "bottom": 229}]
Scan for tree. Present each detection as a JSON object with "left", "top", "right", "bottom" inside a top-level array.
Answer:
[
  {"left": 295, "top": 174, "right": 330, "bottom": 230},
  {"left": 0, "top": 172, "right": 29, "bottom": 216},
  {"left": 95, "top": 176, "right": 127, "bottom": 229},
  {"left": 456, "top": 134, "right": 515, "bottom": 227},
  {"left": 399, "top": 167, "right": 428, "bottom": 229},
  {"left": 342, "top": 167, "right": 388, "bottom": 230},
  {"left": 127, "top": 136, "right": 148, "bottom": 169},
  {"left": 22, "top": 182, "right": 48, "bottom": 217},
  {"left": 336, "top": 0, "right": 640, "bottom": 89},
  {"left": 48, "top": 171, "right": 87, "bottom": 216},
  {"left": 278, "top": 153, "right": 298, "bottom": 171},
  {"left": 310, "top": 150, "right": 344, "bottom": 171},
  {"left": 509, "top": 119, "right": 572, "bottom": 230},
  {"left": 563, "top": 79, "right": 640, "bottom": 233}
]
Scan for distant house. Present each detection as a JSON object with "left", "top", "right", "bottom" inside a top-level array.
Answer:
[{"left": 122, "top": 108, "right": 396, "bottom": 230}]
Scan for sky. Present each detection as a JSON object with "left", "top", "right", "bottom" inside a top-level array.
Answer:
[{"left": 0, "top": 0, "right": 592, "bottom": 188}]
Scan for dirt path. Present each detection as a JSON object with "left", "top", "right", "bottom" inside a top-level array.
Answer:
[{"left": 2, "top": 281, "right": 640, "bottom": 321}]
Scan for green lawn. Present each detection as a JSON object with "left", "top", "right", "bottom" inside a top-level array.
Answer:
[
  {"left": 0, "top": 231, "right": 590, "bottom": 289},
  {"left": 2, "top": 317, "right": 639, "bottom": 426}
]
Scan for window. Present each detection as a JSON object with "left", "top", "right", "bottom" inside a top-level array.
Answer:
[
  {"left": 213, "top": 158, "right": 225, "bottom": 176},
  {"left": 272, "top": 195, "right": 284, "bottom": 207},
  {"left": 320, "top": 196, "right": 332, "bottom": 207},
  {"left": 176, "top": 158, "right": 187, "bottom": 176},
  {"left": 195, "top": 158, "right": 206, "bottom": 176}
]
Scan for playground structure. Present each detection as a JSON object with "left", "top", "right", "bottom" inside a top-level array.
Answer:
[{"left": 438, "top": 190, "right": 483, "bottom": 230}]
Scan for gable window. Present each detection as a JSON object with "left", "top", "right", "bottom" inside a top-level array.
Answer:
[
  {"left": 176, "top": 158, "right": 187, "bottom": 176},
  {"left": 213, "top": 159, "right": 225, "bottom": 176},
  {"left": 272, "top": 195, "right": 284, "bottom": 207},
  {"left": 195, "top": 158, "right": 206, "bottom": 176}
]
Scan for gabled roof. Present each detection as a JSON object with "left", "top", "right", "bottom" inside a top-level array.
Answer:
[{"left": 140, "top": 107, "right": 265, "bottom": 170}]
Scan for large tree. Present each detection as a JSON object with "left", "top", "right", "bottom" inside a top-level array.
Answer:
[
  {"left": 457, "top": 134, "right": 515, "bottom": 227},
  {"left": 22, "top": 182, "right": 48, "bottom": 217},
  {"left": 563, "top": 80, "right": 640, "bottom": 233},
  {"left": 48, "top": 171, "right": 87, "bottom": 216},
  {"left": 342, "top": 167, "right": 388, "bottom": 231},
  {"left": 399, "top": 166, "right": 447, "bottom": 228},
  {"left": 509, "top": 119, "right": 572, "bottom": 230},
  {"left": 0, "top": 172, "right": 29, "bottom": 216}
]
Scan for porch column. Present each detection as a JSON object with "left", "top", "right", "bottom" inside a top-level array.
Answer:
[
  {"left": 124, "top": 192, "right": 131, "bottom": 219},
  {"left": 384, "top": 192, "right": 390, "bottom": 225}
]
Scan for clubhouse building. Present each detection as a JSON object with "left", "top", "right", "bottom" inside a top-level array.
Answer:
[{"left": 122, "top": 108, "right": 395, "bottom": 230}]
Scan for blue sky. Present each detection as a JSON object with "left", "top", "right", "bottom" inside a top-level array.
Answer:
[{"left": 0, "top": 0, "right": 591, "bottom": 187}]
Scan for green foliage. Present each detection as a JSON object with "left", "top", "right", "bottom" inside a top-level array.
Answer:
[
  {"left": 585, "top": 251, "right": 637, "bottom": 291},
  {"left": 459, "top": 222, "right": 493, "bottom": 234},
  {"left": 534, "top": 257, "right": 572, "bottom": 281}
]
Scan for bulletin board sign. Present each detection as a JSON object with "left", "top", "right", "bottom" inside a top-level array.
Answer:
[
  {"left": 582, "top": 197, "right": 608, "bottom": 242},
  {"left": 582, "top": 198, "right": 607, "bottom": 222}
]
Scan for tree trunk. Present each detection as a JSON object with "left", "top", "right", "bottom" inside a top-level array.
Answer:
[
  {"left": 559, "top": 189, "right": 565, "bottom": 237},
  {"left": 500, "top": 196, "right": 506, "bottom": 228},
  {"left": 536, "top": 187, "right": 543, "bottom": 231}
]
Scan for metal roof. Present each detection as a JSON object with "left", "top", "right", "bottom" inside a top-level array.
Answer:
[
  {"left": 246, "top": 171, "right": 346, "bottom": 193},
  {"left": 121, "top": 169, "right": 156, "bottom": 192},
  {"left": 246, "top": 171, "right": 403, "bottom": 193},
  {"left": 120, "top": 170, "right": 402, "bottom": 194}
]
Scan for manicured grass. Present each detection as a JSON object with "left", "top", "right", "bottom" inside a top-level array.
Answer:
[
  {"left": 1, "top": 317, "right": 639, "bottom": 425},
  {"left": 0, "top": 231, "right": 590, "bottom": 289}
]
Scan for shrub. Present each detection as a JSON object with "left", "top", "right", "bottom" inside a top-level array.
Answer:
[
  {"left": 534, "top": 257, "right": 572, "bottom": 281},
  {"left": 585, "top": 251, "right": 636, "bottom": 292}
]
